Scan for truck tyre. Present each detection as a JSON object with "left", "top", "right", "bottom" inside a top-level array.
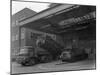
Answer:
[
  {"left": 21, "top": 58, "right": 36, "bottom": 66},
  {"left": 40, "top": 55, "right": 52, "bottom": 63},
  {"left": 60, "top": 51, "right": 72, "bottom": 62},
  {"left": 21, "top": 62, "right": 26, "bottom": 66},
  {"left": 28, "top": 58, "right": 36, "bottom": 66}
]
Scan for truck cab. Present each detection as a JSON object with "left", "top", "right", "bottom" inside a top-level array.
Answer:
[
  {"left": 60, "top": 48, "right": 88, "bottom": 62},
  {"left": 16, "top": 46, "right": 38, "bottom": 66}
]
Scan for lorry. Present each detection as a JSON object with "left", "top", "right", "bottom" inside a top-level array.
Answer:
[
  {"left": 16, "top": 35, "right": 64, "bottom": 66},
  {"left": 16, "top": 46, "right": 53, "bottom": 66},
  {"left": 60, "top": 48, "right": 88, "bottom": 62},
  {"left": 16, "top": 35, "right": 88, "bottom": 66}
]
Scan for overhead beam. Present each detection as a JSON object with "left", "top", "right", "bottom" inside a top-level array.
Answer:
[{"left": 19, "top": 4, "right": 75, "bottom": 26}]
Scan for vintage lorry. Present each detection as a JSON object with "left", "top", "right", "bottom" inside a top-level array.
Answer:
[
  {"left": 60, "top": 48, "right": 88, "bottom": 62},
  {"left": 16, "top": 35, "right": 88, "bottom": 66},
  {"left": 16, "top": 46, "right": 53, "bottom": 66},
  {"left": 16, "top": 35, "right": 64, "bottom": 66}
]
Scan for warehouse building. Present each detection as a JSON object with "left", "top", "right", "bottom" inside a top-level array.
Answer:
[
  {"left": 11, "top": 8, "right": 37, "bottom": 60},
  {"left": 11, "top": 4, "right": 96, "bottom": 61}
]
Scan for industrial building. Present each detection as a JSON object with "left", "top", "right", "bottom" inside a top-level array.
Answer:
[
  {"left": 11, "top": 4, "right": 96, "bottom": 61},
  {"left": 11, "top": 8, "right": 37, "bottom": 60}
]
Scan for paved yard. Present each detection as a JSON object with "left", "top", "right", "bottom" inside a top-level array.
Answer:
[{"left": 11, "top": 59, "right": 95, "bottom": 74}]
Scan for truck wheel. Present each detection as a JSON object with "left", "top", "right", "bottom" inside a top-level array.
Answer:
[
  {"left": 40, "top": 55, "right": 52, "bottom": 63},
  {"left": 60, "top": 51, "right": 72, "bottom": 62},
  {"left": 27, "top": 58, "right": 37, "bottom": 66},
  {"left": 29, "top": 58, "right": 36, "bottom": 66},
  {"left": 21, "top": 58, "right": 36, "bottom": 66},
  {"left": 21, "top": 62, "right": 27, "bottom": 66}
]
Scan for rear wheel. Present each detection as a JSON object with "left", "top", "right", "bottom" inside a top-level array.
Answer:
[
  {"left": 21, "top": 62, "right": 27, "bottom": 66},
  {"left": 40, "top": 55, "right": 52, "bottom": 63},
  {"left": 28, "top": 58, "right": 36, "bottom": 66}
]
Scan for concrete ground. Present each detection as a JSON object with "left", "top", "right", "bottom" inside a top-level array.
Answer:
[{"left": 11, "top": 59, "right": 95, "bottom": 74}]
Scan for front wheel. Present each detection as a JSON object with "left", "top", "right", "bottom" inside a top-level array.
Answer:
[{"left": 21, "top": 58, "right": 36, "bottom": 66}]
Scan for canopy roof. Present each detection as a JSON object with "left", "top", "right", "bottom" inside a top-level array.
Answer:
[{"left": 19, "top": 4, "right": 96, "bottom": 34}]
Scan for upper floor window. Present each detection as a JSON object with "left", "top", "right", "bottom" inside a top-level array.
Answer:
[
  {"left": 12, "top": 36, "right": 15, "bottom": 42},
  {"left": 12, "top": 34, "right": 18, "bottom": 41},
  {"left": 21, "top": 28, "right": 25, "bottom": 39},
  {"left": 21, "top": 32, "right": 25, "bottom": 39},
  {"left": 15, "top": 34, "right": 18, "bottom": 40},
  {"left": 15, "top": 20, "right": 19, "bottom": 26},
  {"left": 11, "top": 20, "right": 19, "bottom": 27}
]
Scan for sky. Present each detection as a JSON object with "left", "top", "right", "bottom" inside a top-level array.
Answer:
[{"left": 12, "top": 1, "right": 50, "bottom": 15}]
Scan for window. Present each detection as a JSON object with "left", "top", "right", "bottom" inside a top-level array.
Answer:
[
  {"left": 12, "top": 36, "right": 15, "bottom": 41},
  {"left": 30, "top": 32, "right": 34, "bottom": 39},
  {"left": 21, "top": 28, "right": 25, "bottom": 39},
  {"left": 15, "top": 34, "right": 18, "bottom": 41},
  {"left": 15, "top": 20, "right": 19, "bottom": 26},
  {"left": 12, "top": 22, "right": 15, "bottom": 27},
  {"left": 21, "top": 32, "right": 25, "bottom": 39},
  {"left": 12, "top": 34, "right": 19, "bottom": 41}
]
